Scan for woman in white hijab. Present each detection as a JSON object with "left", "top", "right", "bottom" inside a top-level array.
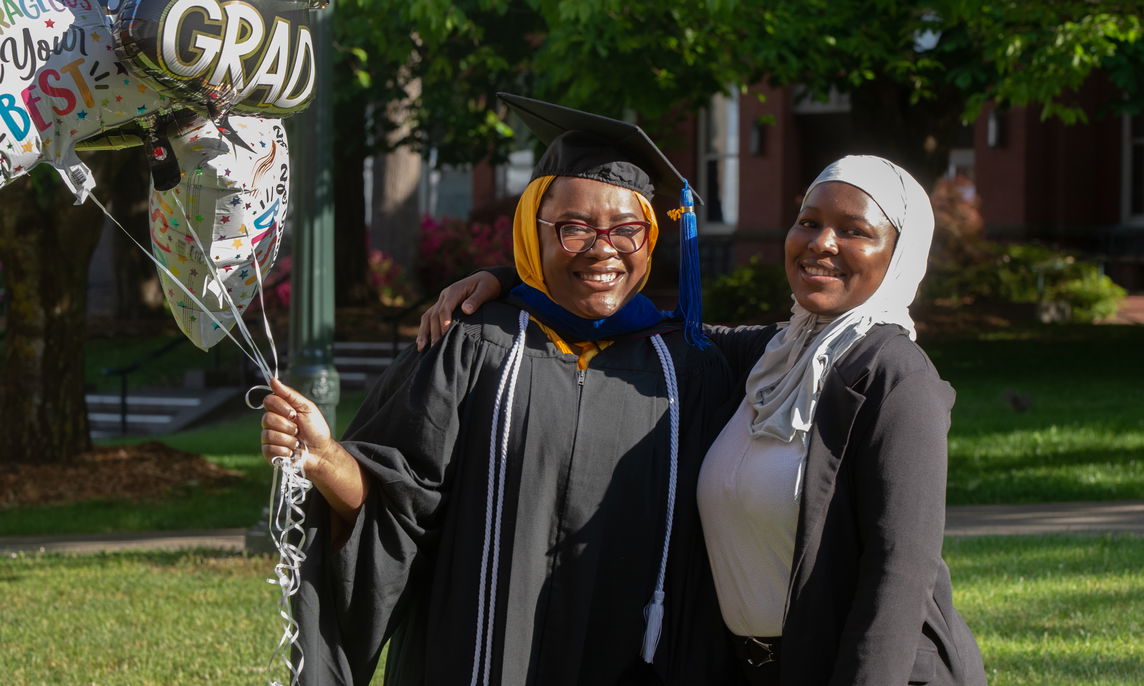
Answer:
[{"left": 696, "top": 155, "right": 986, "bottom": 686}]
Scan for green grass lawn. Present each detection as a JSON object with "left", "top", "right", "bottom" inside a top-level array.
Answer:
[
  {"left": 0, "top": 550, "right": 285, "bottom": 685},
  {"left": 925, "top": 325, "right": 1144, "bottom": 504},
  {"left": 944, "top": 534, "right": 1144, "bottom": 685},
  {"left": 1, "top": 535, "right": 1139, "bottom": 685}
]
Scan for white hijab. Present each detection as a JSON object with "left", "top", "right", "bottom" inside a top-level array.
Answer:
[{"left": 745, "top": 155, "right": 935, "bottom": 445}]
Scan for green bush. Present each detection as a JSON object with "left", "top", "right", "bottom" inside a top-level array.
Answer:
[
  {"left": 925, "top": 242, "right": 1125, "bottom": 324},
  {"left": 923, "top": 177, "right": 1125, "bottom": 323},
  {"left": 703, "top": 257, "right": 791, "bottom": 324},
  {"left": 991, "top": 244, "right": 1126, "bottom": 323},
  {"left": 1051, "top": 266, "right": 1128, "bottom": 322}
]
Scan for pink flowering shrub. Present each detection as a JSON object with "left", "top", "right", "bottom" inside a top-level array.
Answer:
[
  {"left": 368, "top": 249, "right": 417, "bottom": 306},
  {"left": 417, "top": 213, "right": 513, "bottom": 290}
]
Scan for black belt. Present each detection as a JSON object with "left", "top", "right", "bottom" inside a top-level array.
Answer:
[
  {"left": 733, "top": 635, "right": 782, "bottom": 686},
  {"left": 738, "top": 635, "right": 781, "bottom": 667}
]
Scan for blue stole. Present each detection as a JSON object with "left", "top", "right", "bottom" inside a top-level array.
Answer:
[{"left": 510, "top": 284, "right": 671, "bottom": 342}]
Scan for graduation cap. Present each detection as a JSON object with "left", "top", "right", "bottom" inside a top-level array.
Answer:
[
  {"left": 498, "top": 92, "right": 701, "bottom": 205},
  {"left": 498, "top": 92, "right": 708, "bottom": 349}
]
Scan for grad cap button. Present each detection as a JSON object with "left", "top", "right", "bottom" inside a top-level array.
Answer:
[{"left": 498, "top": 92, "right": 702, "bottom": 205}]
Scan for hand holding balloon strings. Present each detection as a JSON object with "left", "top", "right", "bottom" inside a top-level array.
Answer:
[
  {"left": 88, "top": 151, "right": 310, "bottom": 686},
  {"left": 2, "top": 1, "right": 322, "bottom": 683}
]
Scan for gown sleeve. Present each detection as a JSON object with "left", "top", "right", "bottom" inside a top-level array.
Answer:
[
  {"left": 830, "top": 356, "right": 955, "bottom": 686},
  {"left": 291, "top": 320, "right": 482, "bottom": 685},
  {"left": 702, "top": 323, "right": 778, "bottom": 385}
]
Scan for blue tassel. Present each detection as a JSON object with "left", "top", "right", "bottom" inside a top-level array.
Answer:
[{"left": 676, "top": 181, "right": 709, "bottom": 348}]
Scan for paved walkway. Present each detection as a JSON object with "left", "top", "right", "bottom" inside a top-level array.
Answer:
[
  {"left": 1, "top": 501, "right": 1141, "bottom": 555},
  {"left": 944, "top": 500, "right": 1144, "bottom": 537},
  {"left": 1107, "top": 294, "right": 1144, "bottom": 324},
  {"left": 0, "top": 528, "right": 248, "bottom": 555}
]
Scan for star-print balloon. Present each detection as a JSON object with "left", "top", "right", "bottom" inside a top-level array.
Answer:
[
  {"left": 0, "top": 0, "right": 174, "bottom": 201},
  {"left": 148, "top": 114, "right": 288, "bottom": 350}
]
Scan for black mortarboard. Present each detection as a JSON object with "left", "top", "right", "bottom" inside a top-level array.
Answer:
[{"left": 498, "top": 92, "right": 701, "bottom": 205}]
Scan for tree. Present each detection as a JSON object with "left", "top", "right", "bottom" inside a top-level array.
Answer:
[
  {"left": 336, "top": 0, "right": 1142, "bottom": 184},
  {"left": 727, "top": 0, "right": 1144, "bottom": 184},
  {"left": 0, "top": 156, "right": 127, "bottom": 464}
]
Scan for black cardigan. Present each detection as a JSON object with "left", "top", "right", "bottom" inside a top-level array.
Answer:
[{"left": 773, "top": 324, "right": 987, "bottom": 686}]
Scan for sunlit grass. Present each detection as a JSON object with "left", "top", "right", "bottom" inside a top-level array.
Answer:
[
  {"left": 945, "top": 534, "right": 1144, "bottom": 685},
  {"left": 2, "top": 537, "right": 1139, "bottom": 685},
  {"left": 0, "top": 550, "right": 282, "bottom": 685},
  {"left": 0, "top": 548, "right": 388, "bottom": 685},
  {"left": 926, "top": 324, "right": 1144, "bottom": 505}
]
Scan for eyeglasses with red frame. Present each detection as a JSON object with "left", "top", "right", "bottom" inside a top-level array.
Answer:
[{"left": 537, "top": 218, "right": 650, "bottom": 254}]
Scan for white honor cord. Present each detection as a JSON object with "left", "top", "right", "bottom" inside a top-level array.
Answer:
[
  {"left": 91, "top": 194, "right": 306, "bottom": 684},
  {"left": 470, "top": 310, "right": 530, "bottom": 686},
  {"left": 643, "top": 334, "right": 680, "bottom": 663}
]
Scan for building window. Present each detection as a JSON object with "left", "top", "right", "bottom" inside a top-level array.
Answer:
[
  {"left": 698, "top": 90, "right": 739, "bottom": 233},
  {"left": 1127, "top": 113, "right": 1144, "bottom": 223},
  {"left": 791, "top": 86, "right": 851, "bottom": 115},
  {"left": 496, "top": 149, "right": 535, "bottom": 199},
  {"left": 419, "top": 147, "right": 473, "bottom": 220}
]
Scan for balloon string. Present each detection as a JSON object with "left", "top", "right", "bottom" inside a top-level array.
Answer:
[
  {"left": 89, "top": 193, "right": 272, "bottom": 380},
  {"left": 90, "top": 190, "right": 307, "bottom": 685},
  {"left": 167, "top": 189, "right": 276, "bottom": 381},
  {"left": 159, "top": 189, "right": 308, "bottom": 686},
  {"left": 247, "top": 205, "right": 281, "bottom": 380}
]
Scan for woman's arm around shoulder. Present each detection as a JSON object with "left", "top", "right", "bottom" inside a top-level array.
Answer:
[{"left": 702, "top": 322, "right": 780, "bottom": 384}]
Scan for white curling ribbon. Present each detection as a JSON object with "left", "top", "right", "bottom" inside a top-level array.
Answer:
[{"left": 267, "top": 442, "right": 313, "bottom": 686}]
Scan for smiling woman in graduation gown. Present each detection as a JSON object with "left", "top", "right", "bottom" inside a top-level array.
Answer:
[{"left": 261, "top": 94, "right": 747, "bottom": 685}]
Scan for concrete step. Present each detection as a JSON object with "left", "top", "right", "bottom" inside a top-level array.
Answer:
[
  {"left": 277, "top": 340, "right": 414, "bottom": 391},
  {"left": 87, "top": 387, "right": 243, "bottom": 439},
  {"left": 86, "top": 341, "right": 413, "bottom": 437}
]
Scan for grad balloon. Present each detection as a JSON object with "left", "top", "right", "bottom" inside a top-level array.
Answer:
[
  {"left": 0, "top": 0, "right": 298, "bottom": 350},
  {"left": 148, "top": 114, "right": 288, "bottom": 350},
  {"left": 0, "top": 0, "right": 175, "bottom": 201},
  {"left": 112, "top": 0, "right": 318, "bottom": 120}
]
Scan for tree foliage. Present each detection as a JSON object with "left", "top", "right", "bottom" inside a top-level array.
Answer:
[{"left": 335, "top": 0, "right": 1143, "bottom": 169}]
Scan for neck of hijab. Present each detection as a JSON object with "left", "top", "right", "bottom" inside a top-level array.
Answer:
[
  {"left": 746, "top": 155, "right": 935, "bottom": 449},
  {"left": 509, "top": 175, "right": 669, "bottom": 342}
]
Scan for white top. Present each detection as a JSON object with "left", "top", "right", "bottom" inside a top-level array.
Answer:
[{"left": 697, "top": 396, "right": 803, "bottom": 637}]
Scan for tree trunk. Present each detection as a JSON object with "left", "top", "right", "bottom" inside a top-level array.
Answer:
[
  {"left": 371, "top": 142, "right": 422, "bottom": 283},
  {"left": 333, "top": 93, "right": 371, "bottom": 306},
  {"left": 0, "top": 154, "right": 124, "bottom": 464},
  {"left": 370, "top": 81, "right": 423, "bottom": 292},
  {"left": 110, "top": 148, "right": 164, "bottom": 320},
  {"left": 848, "top": 77, "right": 967, "bottom": 191}
]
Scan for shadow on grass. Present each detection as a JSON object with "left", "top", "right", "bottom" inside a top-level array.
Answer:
[
  {"left": 1, "top": 547, "right": 274, "bottom": 572},
  {"left": 946, "top": 534, "right": 1144, "bottom": 577},
  {"left": 0, "top": 460, "right": 272, "bottom": 537},
  {"left": 948, "top": 446, "right": 1144, "bottom": 504}
]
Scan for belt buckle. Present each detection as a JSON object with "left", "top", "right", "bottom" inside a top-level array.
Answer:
[{"left": 745, "top": 637, "right": 778, "bottom": 667}]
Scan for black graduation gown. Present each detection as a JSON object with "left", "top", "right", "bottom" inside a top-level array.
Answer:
[{"left": 291, "top": 300, "right": 743, "bottom": 686}]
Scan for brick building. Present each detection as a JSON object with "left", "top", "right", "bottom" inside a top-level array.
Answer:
[{"left": 398, "top": 81, "right": 1144, "bottom": 292}]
